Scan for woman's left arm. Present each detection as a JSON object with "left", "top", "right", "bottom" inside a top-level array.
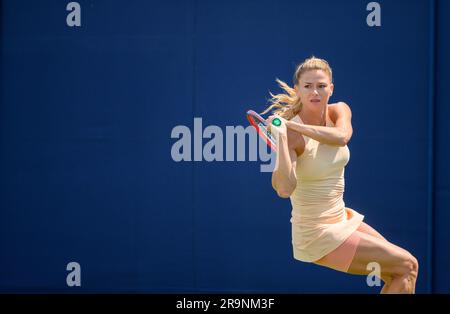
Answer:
[{"left": 286, "top": 102, "right": 353, "bottom": 147}]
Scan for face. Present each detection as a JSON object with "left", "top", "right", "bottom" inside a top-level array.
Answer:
[{"left": 295, "top": 69, "right": 334, "bottom": 111}]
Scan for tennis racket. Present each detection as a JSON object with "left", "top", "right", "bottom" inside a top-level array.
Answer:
[{"left": 246, "top": 110, "right": 282, "bottom": 152}]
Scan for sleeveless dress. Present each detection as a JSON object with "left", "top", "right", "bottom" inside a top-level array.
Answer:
[{"left": 289, "top": 114, "right": 364, "bottom": 262}]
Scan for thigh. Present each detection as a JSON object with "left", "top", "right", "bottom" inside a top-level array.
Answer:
[
  {"left": 356, "top": 222, "right": 387, "bottom": 241},
  {"left": 346, "top": 231, "right": 414, "bottom": 279},
  {"left": 314, "top": 231, "right": 362, "bottom": 273}
]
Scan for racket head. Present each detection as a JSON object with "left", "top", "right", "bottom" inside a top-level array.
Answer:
[{"left": 246, "top": 110, "right": 277, "bottom": 152}]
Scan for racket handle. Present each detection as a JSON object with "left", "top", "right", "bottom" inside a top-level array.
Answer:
[{"left": 272, "top": 117, "right": 282, "bottom": 127}]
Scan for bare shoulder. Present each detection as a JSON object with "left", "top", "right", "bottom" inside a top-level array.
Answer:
[
  {"left": 329, "top": 101, "right": 352, "bottom": 121},
  {"left": 329, "top": 101, "right": 351, "bottom": 113}
]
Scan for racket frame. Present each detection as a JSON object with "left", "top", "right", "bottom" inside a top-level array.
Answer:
[{"left": 246, "top": 110, "right": 278, "bottom": 152}]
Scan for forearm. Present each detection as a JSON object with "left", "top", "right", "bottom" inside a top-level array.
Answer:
[
  {"left": 286, "top": 120, "right": 348, "bottom": 146},
  {"left": 271, "top": 134, "right": 296, "bottom": 198}
]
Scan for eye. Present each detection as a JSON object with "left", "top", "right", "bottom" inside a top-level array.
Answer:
[{"left": 319, "top": 84, "right": 326, "bottom": 88}]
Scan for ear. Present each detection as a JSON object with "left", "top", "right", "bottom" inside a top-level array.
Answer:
[{"left": 330, "top": 83, "right": 334, "bottom": 96}]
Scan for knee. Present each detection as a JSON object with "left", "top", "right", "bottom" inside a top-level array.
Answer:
[
  {"left": 411, "top": 255, "right": 419, "bottom": 277},
  {"left": 400, "top": 254, "right": 419, "bottom": 279}
]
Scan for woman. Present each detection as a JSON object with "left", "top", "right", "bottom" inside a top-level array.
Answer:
[{"left": 263, "top": 56, "right": 419, "bottom": 294}]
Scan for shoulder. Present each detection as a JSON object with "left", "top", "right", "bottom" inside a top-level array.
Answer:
[
  {"left": 329, "top": 101, "right": 352, "bottom": 121},
  {"left": 329, "top": 101, "right": 351, "bottom": 113}
]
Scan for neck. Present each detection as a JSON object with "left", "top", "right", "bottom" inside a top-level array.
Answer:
[{"left": 299, "top": 107, "right": 327, "bottom": 126}]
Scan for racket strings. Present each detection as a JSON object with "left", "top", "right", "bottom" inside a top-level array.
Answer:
[
  {"left": 247, "top": 110, "right": 277, "bottom": 151},
  {"left": 258, "top": 122, "right": 276, "bottom": 143}
]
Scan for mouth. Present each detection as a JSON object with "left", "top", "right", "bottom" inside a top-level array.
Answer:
[{"left": 310, "top": 99, "right": 321, "bottom": 103}]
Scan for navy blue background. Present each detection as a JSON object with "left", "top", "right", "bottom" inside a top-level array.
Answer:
[{"left": 0, "top": 0, "right": 448, "bottom": 293}]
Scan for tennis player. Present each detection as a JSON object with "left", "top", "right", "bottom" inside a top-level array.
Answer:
[{"left": 263, "top": 56, "right": 419, "bottom": 294}]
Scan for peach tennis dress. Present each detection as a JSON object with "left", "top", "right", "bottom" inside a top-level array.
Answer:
[{"left": 289, "top": 114, "right": 364, "bottom": 266}]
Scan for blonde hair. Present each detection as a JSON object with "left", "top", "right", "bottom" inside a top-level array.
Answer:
[{"left": 261, "top": 56, "right": 333, "bottom": 120}]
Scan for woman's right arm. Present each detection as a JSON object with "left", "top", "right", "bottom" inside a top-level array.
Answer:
[{"left": 271, "top": 132, "right": 298, "bottom": 198}]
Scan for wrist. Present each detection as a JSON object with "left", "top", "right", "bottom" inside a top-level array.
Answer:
[{"left": 277, "top": 132, "right": 287, "bottom": 140}]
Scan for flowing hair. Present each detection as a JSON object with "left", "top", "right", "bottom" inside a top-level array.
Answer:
[{"left": 261, "top": 56, "right": 333, "bottom": 120}]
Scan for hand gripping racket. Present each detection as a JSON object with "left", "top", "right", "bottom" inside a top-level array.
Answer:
[{"left": 246, "top": 110, "right": 282, "bottom": 152}]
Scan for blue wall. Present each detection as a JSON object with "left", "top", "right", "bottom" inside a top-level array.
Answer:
[
  {"left": 434, "top": 0, "right": 450, "bottom": 293},
  {"left": 0, "top": 0, "right": 448, "bottom": 293}
]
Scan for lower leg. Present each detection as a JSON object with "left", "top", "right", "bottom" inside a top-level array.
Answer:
[
  {"left": 379, "top": 276, "right": 392, "bottom": 294},
  {"left": 380, "top": 282, "right": 391, "bottom": 294},
  {"left": 382, "top": 274, "right": 417, "bottom": 294}
]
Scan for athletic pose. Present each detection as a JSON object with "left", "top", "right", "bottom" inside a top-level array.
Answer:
[{"left": 263, "top": 56, "right": 419, "bottom": 294}]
